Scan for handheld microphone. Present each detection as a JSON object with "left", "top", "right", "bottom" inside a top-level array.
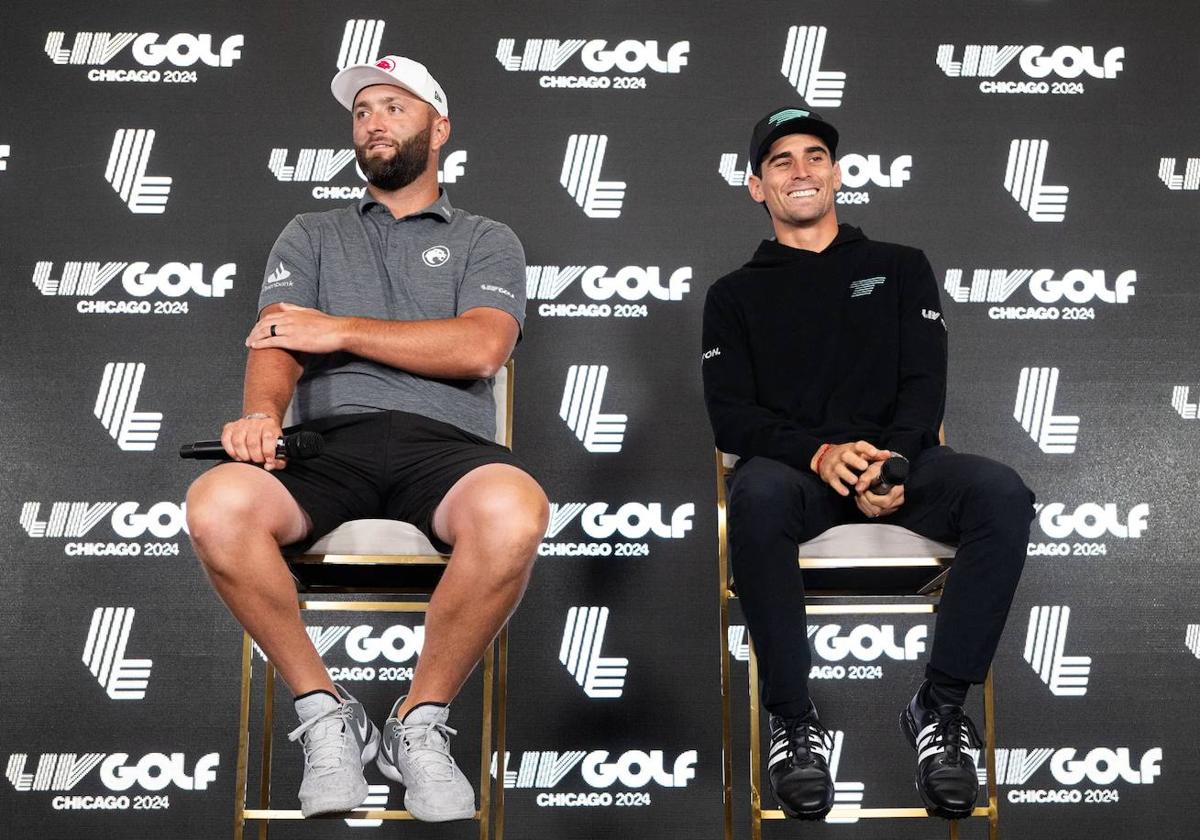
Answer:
[
  {"left": 178, "top": 430, "right": 325, "bottom": 461},
  {"left": 868, "top": 456, "right": 909, "bottom": 494}
]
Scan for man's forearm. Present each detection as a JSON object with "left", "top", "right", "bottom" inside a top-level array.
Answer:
[
  {"left": 338, "top": 314, "right": 511, "bottom": 380},
  {"left": 242, "top": 348, "right": 304, "bottom": 422}
]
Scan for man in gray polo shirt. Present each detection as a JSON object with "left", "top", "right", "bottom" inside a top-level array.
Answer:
[{"left": 186, "top": 55, "right": 548, "bottom": 822}]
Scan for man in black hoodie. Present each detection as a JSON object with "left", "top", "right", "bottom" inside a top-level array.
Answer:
[{"left": 702, "top": 104, "right": 1034, "bottom": 821}]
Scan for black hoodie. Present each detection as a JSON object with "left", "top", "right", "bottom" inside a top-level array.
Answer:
[{"left": 701, "top": 224, "right": 947, "bottom": 472}]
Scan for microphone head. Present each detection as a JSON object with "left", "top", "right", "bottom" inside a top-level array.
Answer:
[
  {"left": 283, "top": 431, "right": 325, "bottom": 460},
  {"left": 881, "top": 456, "right": 909, "bottom": 486}
]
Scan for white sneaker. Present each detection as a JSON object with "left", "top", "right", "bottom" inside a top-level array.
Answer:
[
  {"left": 289, "top": 685, "right": 380, "bottom": 817},
  {"left": 376, "top": 698, "right": 475, "bottom": 821}
]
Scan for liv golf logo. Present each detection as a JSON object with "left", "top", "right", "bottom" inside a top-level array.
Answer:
[
  {"left": 527, "top": 264, "right": 691, "bottom": 318},
  {"left": 1172, "top": 386, "right": 1200, "bottom": 420},
  {"left": 1013, "top": 367, "right": 1079, "bottom": 454},
  {"left": 1024, "top": 606, "right": 1091, "bottom": 696},
  {"left": 560, "top": 607, "right": 628, "bottom": 698},
  {"left": 105, "top": 130, "right": 172, "bottom": 213},
  {"left": 45, "top": 30, "right": 243, "bottom": 83},
  {"left": 717, "top": 151, "right": 911, "bottom": 206},
  {"left": 83, "top": 608, "right": 152, "bottom": 700},
  {"left": 495, "top": 37, "right": 688, "bottom": 90},
  {"left": 1005, "top": 140, "right": 1068, "bottom": 222},
  {"left": 268, "top": 147, "right": 467, "bottom": 200},
  {"left": 560, "top": 135, "right": 626, "bottom": 218},
  {"left": 936, "top": 43, "right": 1123, "bottom": 95},
  {"left": 94, "top": 363, "right": 162, "bottom": 451},
  {"left": 560, "top": 366, "right": 627, "bottom": 452},
  {"left": 780, "top": 25, "right": 845, "bottom": 106},
  {"left": 945, "top": 267, "right": 1134, "bottom": 321}
]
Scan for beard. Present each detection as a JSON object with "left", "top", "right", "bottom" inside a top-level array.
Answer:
[{"left": 355, "top": 123, "right": 432, "bottom": 191}]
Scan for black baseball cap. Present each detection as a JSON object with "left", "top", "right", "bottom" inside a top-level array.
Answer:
[{"left": 749, "top": 103, "right": 839, "bottom": 175}]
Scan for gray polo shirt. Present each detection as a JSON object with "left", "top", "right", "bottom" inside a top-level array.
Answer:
[{"left": 258, "top": 190, "right": 526, "bottom": 440}]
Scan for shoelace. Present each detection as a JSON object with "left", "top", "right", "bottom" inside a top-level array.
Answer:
[
  {"left": 288, "top": 703, "right": 355, "bottom": 775},
  {"left": 927, "top": 707, "right": 982, "bottom": 761},
  {"left": 397, "top": 719, "right": 460, "bottom": 781},
  {"left": 781, "top": 717, "right": 832, "bottom": 764}
]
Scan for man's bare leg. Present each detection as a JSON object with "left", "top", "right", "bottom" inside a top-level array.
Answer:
[
  {"left": 186, "top": 462, "right": 334, "bottom": 697},
  {"left": 394, "top": 463, "right": 548, "bottom": 718}
]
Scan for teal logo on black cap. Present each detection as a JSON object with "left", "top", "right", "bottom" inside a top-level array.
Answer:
[{"left": 769, "top": 108, "right": 810, "bottom": 125}]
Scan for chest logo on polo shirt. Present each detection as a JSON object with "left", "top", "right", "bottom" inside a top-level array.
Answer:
[
  {"left": 422, "top": 245, "right": 450, "bottom": 267},
  {"left": 849, "top": 276, "right": 886, "bottom": 298}
]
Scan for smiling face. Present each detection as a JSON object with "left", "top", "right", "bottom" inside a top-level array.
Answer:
[
  {"left": 748, "top": 133, "right": 841, "bottom": 231},
  {"left": 351, "top": 84, "right": 449, "bottom": 191}
]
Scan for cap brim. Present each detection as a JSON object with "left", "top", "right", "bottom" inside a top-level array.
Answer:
[
  {"left": 755, "top": 119, "right": 839, "bottom": 172},
  {"left": 330, "top": 65, "right": 428, "bottom": 111}
]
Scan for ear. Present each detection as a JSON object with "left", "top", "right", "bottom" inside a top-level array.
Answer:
[
  {"left": 832, "top": 160, "right": 842, "bottom": 192},
  {"left": 747, "top": 173, "right": 765, "bottom": 204},
  {"left": 430, "top": 114, "right": 451, "bottom": 152}
]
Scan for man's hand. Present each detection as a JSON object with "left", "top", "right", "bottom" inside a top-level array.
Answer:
[
  {"left": 854, "top": 458, "right": 905, "bottom": 517},
  {"left": 815, "top": 441, "right": 891, "bottom": 497},
  {"left": 246, "top": 302, "right": 344, "bottom": 354},
  {"left": 221, "top": 414, "right": 287, "bottom": 471}
]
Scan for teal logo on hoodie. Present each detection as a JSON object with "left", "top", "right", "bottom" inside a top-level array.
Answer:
[{"left": 850, "top": 276, "right": 886, "bottom": 298}]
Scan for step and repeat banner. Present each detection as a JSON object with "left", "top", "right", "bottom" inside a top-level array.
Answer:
[{"left": 1, "top": 2, "right": 1197, "bottom": 838}]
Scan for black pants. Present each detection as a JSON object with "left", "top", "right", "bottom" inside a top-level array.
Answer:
[{"left": 728, "top": 446, "right": 1034, "bottom": 718}]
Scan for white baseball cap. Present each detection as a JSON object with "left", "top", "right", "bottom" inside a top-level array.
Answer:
[{"left": 331, "top": 55, "right": 448, "bottom": 117}]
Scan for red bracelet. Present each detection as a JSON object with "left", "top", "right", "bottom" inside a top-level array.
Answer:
[{"left": 812, "top": 443, "right": 832, "bottom": 475}]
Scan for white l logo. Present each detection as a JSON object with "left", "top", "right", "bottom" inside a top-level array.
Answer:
[
  {"left": 337, "top": 19, "right": 384, "bottom": 69},
  {"left": 1024, "top": 606, "right": 1091, "bottom": 696},
  {"left": 780, "top": 26, "right": 846, "bottom": 107},
  {"left": 1013, "top": 367, "right": 1079, "bottom": 454},
  {"left": 1004, "top": 139, "right": 1069, "bottom": 222},
  {"left": 560, "top": 365, "right": 627, "bottom": 452},
  {"left": 560, "top": 134, "right": 626, "bottom": 218},
  {"left": 104, "top": 129, "right": 172, "bottom": 214},
  {"left": 94, "top": 363, "right": 162, "bottom": 451},
  {"left": 83, "top": 607, "right": 152, "bottom": 699},
  {"left": 560, "top": 606, "right": 628, "bottom": 698}
]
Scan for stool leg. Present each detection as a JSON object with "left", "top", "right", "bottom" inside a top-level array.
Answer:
[
  {"left": 479, "top": 639, "right": 495, "bottom": 840},
  {"left": 719, "top": 597, "right": 733, "bottom": 840},
  {"left": 747, "top": 640, "right": 762, "bottom": 840},
  {"left": 494, "top": 624, "right": 509, "bottom": 840},
  {"left": 258, "top": 660, "right": 275, "bottom": 840},
  {"left": 234, "top": 632, "right": 252, "bottom": 840},
  {"left": 949, "top": 819, "right": 960, "bottom": 839},
  {"left": 985, "top": 667, "right": 1000, "bottom": 840}
]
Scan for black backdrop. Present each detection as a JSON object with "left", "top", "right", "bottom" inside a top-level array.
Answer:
[{"left": 2, "top": 2, "right": 1198, "bottom": 838}]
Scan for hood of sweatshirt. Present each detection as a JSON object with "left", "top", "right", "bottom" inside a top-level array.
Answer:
[{"left": 744, "top": 224, "right": 867, "bottom": 268}]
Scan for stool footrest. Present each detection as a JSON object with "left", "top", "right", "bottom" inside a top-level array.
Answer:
[
  {"left": 243, "top": 808, "right": 481, "bottom": 821},
  {"left": 760, "top": 806, "right": 992, "bottom": 820}
]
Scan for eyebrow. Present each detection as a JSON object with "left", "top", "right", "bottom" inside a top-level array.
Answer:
[
  {"left": 767, "top": 145, "right": 829, "bottom": 165},
  {"left": 353, "top": 94, "right": 410, "bottom": 110}
]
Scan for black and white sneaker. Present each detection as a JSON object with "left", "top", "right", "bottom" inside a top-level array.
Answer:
[
  {"left": 900, "top": 690, "right": 982, "bottom": 819},
  {"left": 767, "top": 704, "right": 835, "bottom": 820}
]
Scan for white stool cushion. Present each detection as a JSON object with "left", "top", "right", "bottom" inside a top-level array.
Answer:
[
  {"left": 798, "top": 524, "right": 955, "bottom": 559},
  {"left": 306, "top": 519, "right": 443, "bottom": 556}
]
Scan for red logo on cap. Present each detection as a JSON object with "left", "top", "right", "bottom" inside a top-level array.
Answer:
[{"left": 375, "top": 58, "right": 395, "bottom": 71}]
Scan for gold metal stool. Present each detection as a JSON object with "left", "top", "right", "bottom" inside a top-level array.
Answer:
[
  {"left": 715, "top": 451, "right": 1000, "bottom": 840},
  {"left": 231, "top": 363, "right": 515, "bottom": 840}
]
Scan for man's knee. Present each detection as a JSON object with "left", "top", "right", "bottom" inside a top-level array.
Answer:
[
  {"left": 450, "top": 473, "right": 548, "bottom": 572},
  {"left": 186, "top": 466, "right": 298, "bottom": 566}
]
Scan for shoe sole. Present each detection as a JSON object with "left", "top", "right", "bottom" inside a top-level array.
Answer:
[
  {"left": 899, "top": 708, "right": 974, "bottom": 821},
  {"left": 777, "top": 801, "right": 833, "bottom": 821},
  {"left": 376, "top": 742, "right": 475, "bottom": 822}
]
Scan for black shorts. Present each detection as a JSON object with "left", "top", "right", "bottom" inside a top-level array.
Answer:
[{"left": 271, "top": 410, "right": 528, "bottom": 554}]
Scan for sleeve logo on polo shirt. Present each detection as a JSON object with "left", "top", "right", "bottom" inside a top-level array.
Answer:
[
  {"left": 264, "top": 261, "right": 293, "bottom": 288},
  {"left": 422, "top": 245, "right": 450, "bottom": 267},
  {"left": 481, "top": 283, "right": 516, "bottom": 300}
]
